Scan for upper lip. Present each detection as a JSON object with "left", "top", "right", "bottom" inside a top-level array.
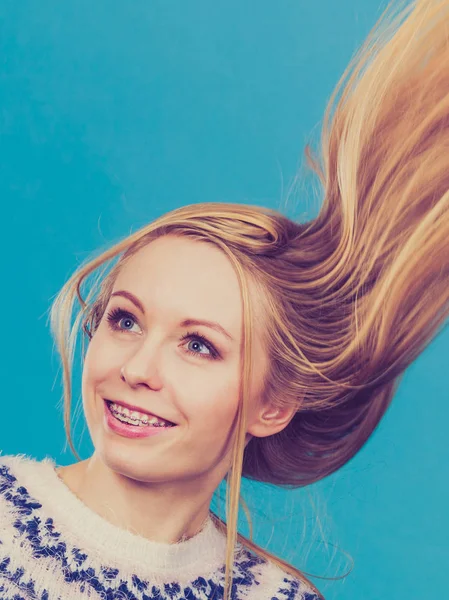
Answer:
[{"left": 105, "top": 399, "right": 176, "bottom": 425}]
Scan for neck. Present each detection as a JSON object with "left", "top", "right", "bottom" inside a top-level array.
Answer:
[{"left": 57, "top": 452, "right": 219, "bottom": 544}]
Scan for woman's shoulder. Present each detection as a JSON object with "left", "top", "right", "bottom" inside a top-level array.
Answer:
[
  {"left": 263, "top": 561, "right": 324, "bottom": 600},
  {"left": 0, "top": 453, "right": 34, "bottom": 487},
  {"left": 0, "top": 453, "right": 53, "bottom": 479},
  {"left": 0, "top": 453, "right": 55, "bottom": 505},
  {"left": 235, "top": 543, "right": 324, "bottom": 600},
  {"left": 0, "top": 452, "right": 51, "bottom": 468}
]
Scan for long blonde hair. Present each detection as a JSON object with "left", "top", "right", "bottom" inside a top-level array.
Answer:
[{"left": 50, "top": 1, "right": 449, "bottom": 598}]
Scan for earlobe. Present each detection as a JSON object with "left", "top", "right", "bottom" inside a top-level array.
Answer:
[{"left": 247, "top": 404, "right": 296, "bottom": 439}]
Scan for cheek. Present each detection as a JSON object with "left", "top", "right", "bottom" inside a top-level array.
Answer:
[
  {"left": 82, "top": 332, "right": 119, "bottom": 391},
  {"left": 183, "top": 376, "right": 240, "bottom": 432}
]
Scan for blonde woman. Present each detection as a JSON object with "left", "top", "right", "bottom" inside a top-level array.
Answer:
[{"left": 1, "top": 1, "right": 448, "bottom": 599}]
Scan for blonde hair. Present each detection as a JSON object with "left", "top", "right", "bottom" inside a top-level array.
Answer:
[{"left": 50, "top": 1, "right": 449, "bottom": 598}]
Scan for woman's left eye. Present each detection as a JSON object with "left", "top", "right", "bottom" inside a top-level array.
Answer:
[{"left": 180, "top": 331, "right": 219, "bottom": 360}]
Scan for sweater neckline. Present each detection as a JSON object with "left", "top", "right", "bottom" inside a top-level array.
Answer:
[{"left": 2, "top": 454, "right": 228, "bottom": 579}]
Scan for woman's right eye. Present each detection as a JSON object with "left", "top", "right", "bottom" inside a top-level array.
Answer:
[{"left": 105, "top": 308, "right": 142, "bottom": 334}]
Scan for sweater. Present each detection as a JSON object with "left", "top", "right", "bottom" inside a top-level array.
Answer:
[{"left": 0, "top": 455, "right": 323, "bottom": 600}]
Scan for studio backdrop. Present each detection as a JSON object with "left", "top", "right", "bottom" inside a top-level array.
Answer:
[{"left": 0, "top": 1, "right": 447, "bottom": 599}]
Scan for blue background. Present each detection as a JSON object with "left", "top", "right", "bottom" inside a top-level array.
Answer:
[{"left": 1, "top": 1, "right": 448, "bottom": 598}]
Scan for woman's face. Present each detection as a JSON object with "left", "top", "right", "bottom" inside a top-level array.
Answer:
[{"left": 81, "top": 234, "right": 268, "bottom": 488}]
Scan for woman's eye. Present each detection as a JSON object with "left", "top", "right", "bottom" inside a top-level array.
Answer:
[
  {"left": 181, "top": 332, "right": 219, "bottom": 360},
  {"left": 106, "top": 308, "right": 141, "bottom": 334},
  {"left": 118, "top": 317, "right": 140, "bottom": 332},
  {"left": 186, "top": 339, "right": 210, "bottom": 356}
]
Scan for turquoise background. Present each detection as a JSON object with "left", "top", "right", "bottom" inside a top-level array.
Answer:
[{"left": 1, "top": 1, "right": 448, "bottom": 598}]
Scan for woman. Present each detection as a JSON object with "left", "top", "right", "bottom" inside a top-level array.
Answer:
[{"left": 1, "top": 1, "right": 448, "bottom": 598}]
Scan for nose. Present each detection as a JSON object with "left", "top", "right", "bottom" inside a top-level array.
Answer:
[{"left": 120, "top": 350, "right": 163, "bottom": 391}]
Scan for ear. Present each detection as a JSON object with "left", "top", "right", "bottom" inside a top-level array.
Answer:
[{"left": 246, "top": 402, "right": 296, "bottom": 439}]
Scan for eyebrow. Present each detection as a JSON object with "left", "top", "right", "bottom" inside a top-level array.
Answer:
[{"left": 110, "top": 290, "right": 234, "bottom": 341}]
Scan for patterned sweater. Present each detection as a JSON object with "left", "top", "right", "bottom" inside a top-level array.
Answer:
[{"left": 0, "top": 455, "right": 323, "bottom": 600}]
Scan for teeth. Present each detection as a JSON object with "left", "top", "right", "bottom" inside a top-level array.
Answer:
[{"left": 109, "top": 402, "right": 172, "bottom": 428}]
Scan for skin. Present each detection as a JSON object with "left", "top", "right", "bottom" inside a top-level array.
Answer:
[{"left": 57, "top": 235, "right": 295, "bottom": 544}]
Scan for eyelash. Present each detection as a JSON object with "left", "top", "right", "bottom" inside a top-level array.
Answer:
[{"left": 105, "top": 307, "right": 220, "bottom": 361}]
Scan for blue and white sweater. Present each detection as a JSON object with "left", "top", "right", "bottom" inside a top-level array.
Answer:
[{"left": 0, "top": 455, "right": 323, "bottom": 600}]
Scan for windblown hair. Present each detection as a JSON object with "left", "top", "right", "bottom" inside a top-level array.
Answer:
[{"left": 50, "top": 1, "right": 449, "bottom": 598}]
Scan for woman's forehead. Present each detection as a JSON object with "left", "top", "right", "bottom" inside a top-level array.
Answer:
[
  {"left": 112, "top": 236, "right": 267, "bottom": 344},
  {"left": 113, "top": 237, "right": 243, "bottom": 331}
]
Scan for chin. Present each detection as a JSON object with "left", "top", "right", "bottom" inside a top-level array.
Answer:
[{"left": 93, "top": 437, "right": 175, "bottom": 484}]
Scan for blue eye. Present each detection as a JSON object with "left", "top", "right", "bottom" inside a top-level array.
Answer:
[
  {"left": 119, "top": 317, "right": 136, "bottom": 330},
  {"left": 187, "top": 338, "right": 209, "bottom": 355},
  {"left": 180, "top": 331, "right": 219, "bottom": 361},
  {"left": 106, "top": 308, "right": 141, "bottom": 334}
]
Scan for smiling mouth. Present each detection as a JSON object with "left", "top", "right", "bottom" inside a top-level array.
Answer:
[{"left": 105, "top": 400, "right": 176, "bottom": 428}]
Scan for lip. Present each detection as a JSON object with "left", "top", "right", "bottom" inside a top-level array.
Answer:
[
  {"left": 104, "top": 398, "right": 176, "bottom": 425},
  {"left": 103, "top": 400, "right": 177, "bottom": 439}
]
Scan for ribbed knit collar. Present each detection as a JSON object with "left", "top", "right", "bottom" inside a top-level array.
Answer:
[{"left": 0, "top": 454, "right": 228, "bottom": 582}]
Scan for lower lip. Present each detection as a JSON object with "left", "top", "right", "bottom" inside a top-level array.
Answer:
[{"left": 103, "top": 401, "right": 176, "bottom": 439}]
